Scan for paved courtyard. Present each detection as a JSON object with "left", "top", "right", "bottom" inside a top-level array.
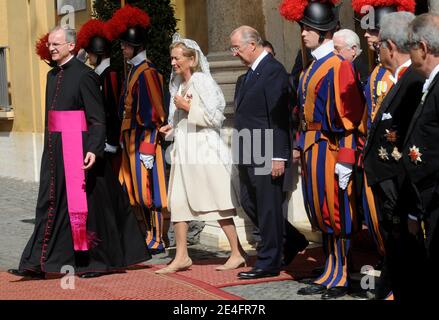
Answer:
[{"left": 0, "top": 176, "right": 363, "bottom": 300}]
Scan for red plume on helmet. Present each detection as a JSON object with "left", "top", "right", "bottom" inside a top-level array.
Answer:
[
  {"left": 35, "top": 33, "right": 52, "bottom": 63},
  {"left": 279, "top": 0, "right": 340, "bottom": 22},
  {"left": 104, "top": 5, "right": 151, "bottom": 41},
  {"left": 77, "top": 19, "right": 108, "bottom": 50},
  {"left": 351, "top": 0, "right": 416, "bottom": 14}
]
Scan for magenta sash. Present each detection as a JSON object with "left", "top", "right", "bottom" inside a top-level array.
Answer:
[{"left": 48, "top": 110, "right": 89, "bottom": 251}]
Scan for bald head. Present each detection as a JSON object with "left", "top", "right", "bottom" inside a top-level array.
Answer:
[
  {"left": 230, "top": 26, "right": 263, "bottom": 47},
  {"left": 229, "top": 25, "right": 265, "bottom": 67},
  {"left": 409, "top": 13, "right": 439, "bottom": 78}
]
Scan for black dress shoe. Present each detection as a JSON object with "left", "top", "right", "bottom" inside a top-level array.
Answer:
[
  {"left": 79, "top": 272, "right": 105, "bottom": 279},
  {"left": 297, "top": 284, "right": 327, "bottom": 295},
  {"left": 321, "top": 286, "right": 349, "bottom": 300},
  {"left": 7, "top": 269, "right": 45, "bottom": 279},
  {"left": 237, "top": 268, "right": 280, "bottom": 280}
]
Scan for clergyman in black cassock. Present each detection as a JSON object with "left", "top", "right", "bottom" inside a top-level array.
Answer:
[{"left": 9, "top": 27, "right": 149, "bottom": 279}]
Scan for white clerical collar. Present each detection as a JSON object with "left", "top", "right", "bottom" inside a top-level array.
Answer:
[
  {"left": 128, "top": 50, "right": 147, "bottom": 67},
  {"left": 250, "top": 50, "right": 269, "bottom": 71},
  {"left": 94, "top": 58, "right": 111, "bottom": 76},
  {"left": 389, "top": 59, "right": 411, "bottom": 84},
  {"left": 311, "top": 40, "right": 335, "bottom": 61},
  {"left": 423, "top": 62, "right": 439, "bottom": 93},
  {"left": 58, "top": 55, "right": 75, "bottom": 67}
]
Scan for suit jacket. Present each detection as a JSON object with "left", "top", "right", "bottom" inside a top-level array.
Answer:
[
  {"left": 403, "top": 72, "right": 439, "bottom": 192},
  {"left": 364, "top": 66, "right": 425, "bottom": 186},
  {"left": 233, "top": 53, "right": 290, "bottom": 166}
]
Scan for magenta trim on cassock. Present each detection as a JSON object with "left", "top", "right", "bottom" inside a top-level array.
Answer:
[{"left": 48, "top": 110, "right": 89, "bottom": 251}]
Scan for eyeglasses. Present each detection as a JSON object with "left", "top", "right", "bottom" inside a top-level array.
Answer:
[
  {"left": 373, "top": 40, "right": 387, "bottom": 51},
  {"left": 45, "top": 42, "right": 70, "bottom": 49},
  {"left": 229, "top": 43, "right": 248, "bottom": 53}
]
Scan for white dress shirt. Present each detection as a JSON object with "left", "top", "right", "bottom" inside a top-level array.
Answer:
[
  {"left": 311, "top": 40, "right": 335, "bottom": 61},
  {"left": 128, "top": 50, "right": 147, "bottom": 67},
  {"left": 250, "top": 49, "right": 269, "bottom": 71},
  {"left": 389, "top": 59, "right": 411, "bottom": 84},
  {"left": 94, "top": 58, "right": 111, "bottom": 76},
  {"left": 422, "top": 62, "right": 439, "bottom": 93}
]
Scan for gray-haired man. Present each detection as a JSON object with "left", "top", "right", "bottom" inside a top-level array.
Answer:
[
  {"left": 362, "top": 12, "right": 425, "bottom": 300},
  {"left": 401, "top": 13, "right": 439, "bottom": 301}
]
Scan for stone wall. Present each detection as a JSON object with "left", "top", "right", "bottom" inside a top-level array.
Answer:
[{"left": 430, "top": 0, "right": 439, "bottom": 13}]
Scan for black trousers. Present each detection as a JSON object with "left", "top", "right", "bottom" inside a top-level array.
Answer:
[
  {"left": 239, "top": 165, "right": 285, "bottom": 272},
  {"left": 373, "top": 178, "right": 427, "bottom": 301},
  {"left": 413, "top": 184, "right": 439, "bottom": 297},
  {"left": 251, "top": 162, "right": 309, "bottom": 261}
]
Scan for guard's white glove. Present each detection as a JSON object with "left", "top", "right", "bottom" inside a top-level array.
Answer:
[
  {"left": 104, "top": 143, "right": 118, "bottom": 154},
  {"left": 335, "top": 163, "right": 352, "bottom": 190},
  {"left": 140, "top": 154, "right": 155, "bottom": 169}
]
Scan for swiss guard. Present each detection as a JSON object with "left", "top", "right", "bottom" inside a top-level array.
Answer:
[
  {"left": 106, "top": 5, "right": 168, "bottom": 254},
  {"left": 77, "top": 19, "right": 123, "bottom": 176},
  {"left": 280, "top": 0, "right": 365, "bottom": 299},
  {"left": 352, "top": 0, "right": 417, "bottom": 300}
]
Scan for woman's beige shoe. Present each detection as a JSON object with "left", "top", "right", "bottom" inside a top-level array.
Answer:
[
  {"left": 155, "top": 258, "right": 193, "bottom": 274},
  {"left": 215, "top": 256, "right": 248, "bottom": 271}
]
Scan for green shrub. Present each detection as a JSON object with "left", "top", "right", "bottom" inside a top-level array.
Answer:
[{"left": 92, "top": 0, "right": 177, "bottom": 83}]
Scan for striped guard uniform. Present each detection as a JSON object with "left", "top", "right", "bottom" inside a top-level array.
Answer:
[
  {"left": 297, "top": 46, "right": 364, "bottom": 289},
  {"left": 119, "top": 57, "right": 168, "bottom": 252}
]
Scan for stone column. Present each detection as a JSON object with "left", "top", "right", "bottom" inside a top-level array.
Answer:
[
  {"left": 201, "top": 0, "right": 317, "bottom": 250},
  {"left": 430, "top": 0, "right": 439, "bottom": 13},
  {"left": 206, "top": 0, "right": 266, "bottom": 115}
]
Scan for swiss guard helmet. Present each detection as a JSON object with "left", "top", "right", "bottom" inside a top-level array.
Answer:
[
  {"left": 279, "top": 0, "right": 340, "bottom": 31},
  {"left": 77, "top": 19, "right": 111, "bottom": 56},
  {"left": 351, "top": 0, "right": 416, "bottom": 30},
  {"left": 301, "top": 1, "right": 339, "bottom": 31},
  {"left": 119, "top": 26, "right": 148, "bottom": 47},
  {"left": 105, "top": 5, "right": 151, "bottom": 48}
]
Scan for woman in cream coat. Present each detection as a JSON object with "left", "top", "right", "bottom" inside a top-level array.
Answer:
[{"left": 156, "top": 34, "right": 247, "bottom": 274}]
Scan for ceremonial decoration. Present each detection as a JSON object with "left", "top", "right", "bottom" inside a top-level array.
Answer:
[
  {"left": 378, "top": 146, "right": 390, "bottom": 160},
  {"left": 391, "top": 147, "right": 402, "bottom": 161},
  {"left": 409, "top": 145, "right": 422, "bottom": 164}
]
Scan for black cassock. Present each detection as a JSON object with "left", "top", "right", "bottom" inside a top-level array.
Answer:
[{"left": 18, "top": 57, "right": 150, "bottom": 274}]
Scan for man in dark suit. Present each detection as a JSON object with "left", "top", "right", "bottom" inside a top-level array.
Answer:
[
  {"left": 362, "top": 11, "right": 425, "bottom": 300},
  {"left": 401, "top": 13, "right": 439, "bottom": 300},
  {"left": 229, "top": 26, "right": 307, "bottom": 279}
]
